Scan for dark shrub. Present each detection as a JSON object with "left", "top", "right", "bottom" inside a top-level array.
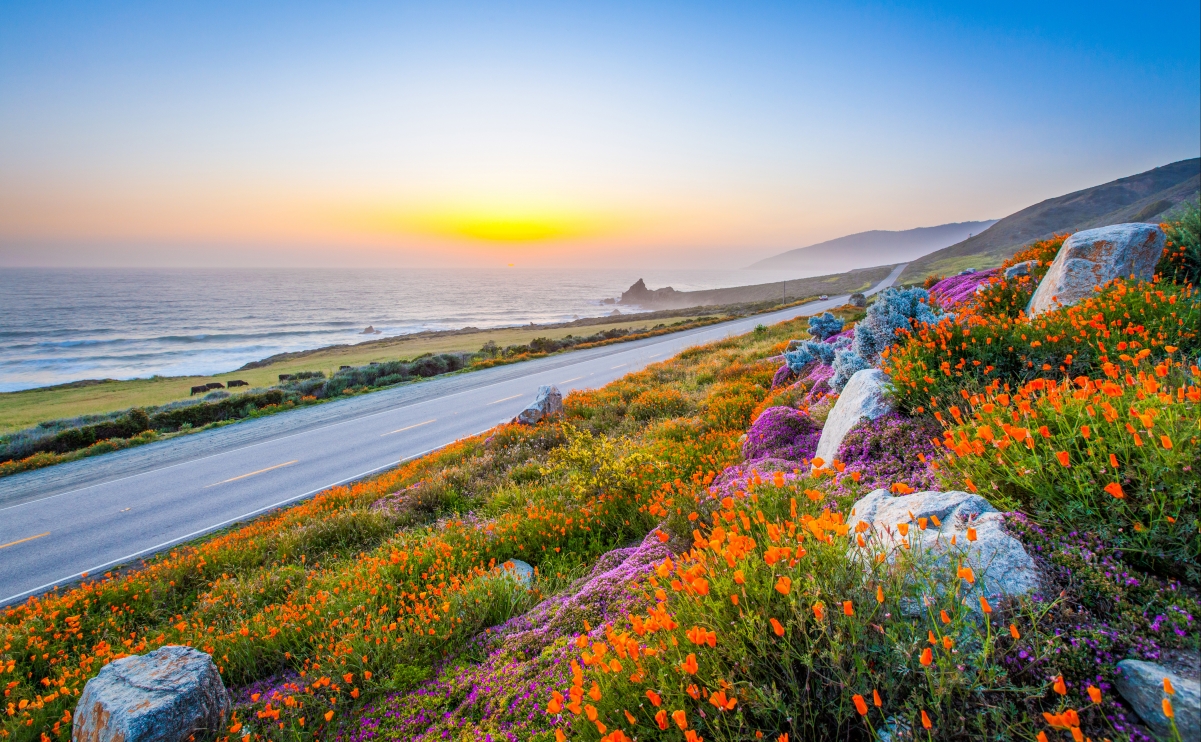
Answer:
[{"left": 410, "top": 355, "right": 449, "bottom": 377}]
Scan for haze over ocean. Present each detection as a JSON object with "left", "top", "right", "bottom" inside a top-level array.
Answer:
[{"left": 0, "top": 267, "right": 800, "bottom": 392}]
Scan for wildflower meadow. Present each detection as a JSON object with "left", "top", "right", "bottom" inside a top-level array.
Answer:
[{"left": 3, "top": 210, "right": 1199, "bottom": 742}]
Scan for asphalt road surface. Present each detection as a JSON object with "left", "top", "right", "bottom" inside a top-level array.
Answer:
[{"left": 0, "top": 264, "right": 906, "bottom": 606}]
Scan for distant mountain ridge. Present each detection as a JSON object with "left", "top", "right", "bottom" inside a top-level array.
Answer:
[
  {"left": 749, "top": 221, "right": 998, "bottom": 273},
  {"left": 900, "top": 157, "right": 1201, "bottom": 281}
]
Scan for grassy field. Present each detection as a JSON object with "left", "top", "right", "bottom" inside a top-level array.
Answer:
[{"left": 0, "top": 315, "right": 700, "bottom": 434}]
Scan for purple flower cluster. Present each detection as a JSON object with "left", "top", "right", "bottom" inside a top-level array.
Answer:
[
  {"left": 343, "top": 533, "right": 671, "bottom": 741},
  {"left": 705, "top": 459, "right": 805, "bottom": 503},
  {"left": 928, "top": 269, "right": 1001, "bottom": 309},
  {"left": 742, "top": 406, "right": 822, "bottom": 463},
  {"left": 771, "top": 364, "right": 795, "bottom": 389},
  {"left": 832, "top": 412, "right": 940, "bottom": 490},
  {"left": 1001, "top": 513, "right": 1201, "bottom": 742}
]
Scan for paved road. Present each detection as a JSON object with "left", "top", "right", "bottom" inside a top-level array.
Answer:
[{"left": 0, "top": 264, "right": 906, "bottom": 606}]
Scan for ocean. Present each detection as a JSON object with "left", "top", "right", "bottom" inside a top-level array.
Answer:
[{"left": 0, "top": 267, "right": 796, "bottom": 392}]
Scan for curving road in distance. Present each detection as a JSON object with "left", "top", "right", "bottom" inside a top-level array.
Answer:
[{"left": 0, "top": 264, "right": 906, "bottom": 606}]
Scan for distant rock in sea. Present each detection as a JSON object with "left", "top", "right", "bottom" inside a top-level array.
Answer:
[
  {"left": 620, "top": 278, "right": 680, "bottom": 306},
  {"left": 361, "top": 326, "right": 382, "bottom": 335}
]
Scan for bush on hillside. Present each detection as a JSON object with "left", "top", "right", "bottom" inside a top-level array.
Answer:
[
  {"left": 807, "top": 311, "right": 843, "bottom": 339},
  {"left": 935, "top": 356, "right": 1200, "bottom": 582},
  {"left": 884, "top": 278, "right": 1200, "bottom": 414},
  {"left": 1161, "top": 199, "right": 1201, "bottom": 286},
  {"left": 742, "top": 405, "right": 821, "bottom": 462},
  {"left": 830, "top": 286, "right": 945, "bottom": 391}
]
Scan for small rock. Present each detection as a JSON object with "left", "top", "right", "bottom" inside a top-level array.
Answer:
[
  {"left": 1004, "top": 260, "right": 1035, "bottom": 279},
  {"left": 848, "top": 489, "right": 1039, "bottom": 604},
  {"left": 361, "top": 325, "right": 380, "bottom": 334},
  {"left": 1027, "top": 223, "right": 1165, "bottom": 317},
  {"left": 74, "top": 645, "right": 229, "bottom": 742},
  {"left": 1114, "top": 658, "right": 1200, "bottom": 740},
  {"left": 502, "top": 559, "right": 535, "bottom": 587},
  {"left": 813, "top": 369, "right": 892, "bottom": 466},
  {"left": 516, "top": 385, "right": 564, "bottom": 425}
]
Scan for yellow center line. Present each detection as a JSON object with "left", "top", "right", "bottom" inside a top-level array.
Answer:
[
  {"left": 205, "top": 460, "right": 299, "bottom": 488},
  {"left": 381, "top": 419, "right": 437, "bottom": 436},
  {"left": 0, "top": 532, "right": 50, "bottom": 550},
  {"left": 611, "top": 363, "right": 628, "bottom": 369},
  {"left": 486, "top": 394, "right": 523, "bottom": 405},
  {"left": 558, "top": 376, "right": 584, "bottom": 384}
]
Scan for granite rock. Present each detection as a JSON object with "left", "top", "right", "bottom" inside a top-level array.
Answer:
[
  {"left": 73, "top": 645, "right": 229, "bottom": 742},
  {"left": 1027, "top": 223, "right": 1165, "bottom": 317}
]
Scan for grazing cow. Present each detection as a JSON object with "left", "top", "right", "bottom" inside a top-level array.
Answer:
[
  {"left": 227, "top": 379, "right": 249, "bottom": 387},
  {"left": 205, "top": 382, "right": 225, "bottom": 390},
  {"left": 190, "top": 385, "right": 208, "bottom": 396}
]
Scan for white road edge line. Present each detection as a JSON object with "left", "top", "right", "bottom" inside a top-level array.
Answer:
[{"left": 0, "top": 428, "right": 495, "bottom": 608}]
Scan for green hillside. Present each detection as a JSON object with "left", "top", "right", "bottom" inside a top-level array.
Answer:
[{"left": 900, "top": 157, "right": 1200, "bottom": 282}]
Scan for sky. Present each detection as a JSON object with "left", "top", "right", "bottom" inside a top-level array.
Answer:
[{"left": 0, "top": 1, "right": 1198, "bottom": 269}]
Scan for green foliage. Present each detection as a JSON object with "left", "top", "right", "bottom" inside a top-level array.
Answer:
[
  {"left": 884, "top": 279, "right": 1200, "bottom": 414},
  {"left": 566, "top": 481, "right": 1042, "bottom": 742},
  {"left": 935, "top": 358, "right": 1200, "bottom": 582},
  {"left": 1161, "top": 199, "right": 1201, "bottom": 286}
]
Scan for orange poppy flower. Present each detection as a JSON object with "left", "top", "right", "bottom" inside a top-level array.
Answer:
[
  {"left": 770, "top": 618, "right": 785, "bottom": 636},
  {"left": 919, "top": 648, "right": 933, "bottom": 666},
  {"left": 672, "top": 709, "right": 688, "bottom": 729},
  {"left": 812, "top": 602, "right": 826, "bottom": 620},
  {"left": 1055, "top": 451, "right": 1070, "bottom": 466},
  {"left": 1104, "top": 482, "right": 1125, "bottom": 499},
  {"left": 921, "top": 710, "right": 932, "bottom": 729},
  {"left": 775, "top": 576, "right": 792, "bottom": 595},
  {"left": 853, "top": 694, "right": 868, "bottom": 716},
  {"left": 655, "top": 709, "right": 668, "bottom": 730},
  {"left": 680, "top": 654, "right": 698, "bottom": 674}
]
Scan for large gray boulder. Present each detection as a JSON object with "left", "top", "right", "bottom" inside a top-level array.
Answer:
[
  {"left": 516, "top": 385, "right": 563, "bottom": 425},
  {"left": 74, "top": 645, "right": 229, "bottom": 742},
  {"left": 1027, "top": 223, "right": 1165, "bottom": 317},
  {"left": 848, "top": 489, "right": 1039, "bottom": 604},
  {"left": 1114, "top": 658, "right": 1200, "bottom": 740},
  {"left": 813, "top": 369, "right": 891, "bottom": 466}
]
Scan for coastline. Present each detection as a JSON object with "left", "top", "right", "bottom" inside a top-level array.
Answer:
[{"left": 0, "top": 294, "right": 823, "bottom": 436}]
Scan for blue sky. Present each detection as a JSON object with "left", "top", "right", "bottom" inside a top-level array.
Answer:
[{"left": 0, "top": 1, "right": 1197, "bottom": 268}]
